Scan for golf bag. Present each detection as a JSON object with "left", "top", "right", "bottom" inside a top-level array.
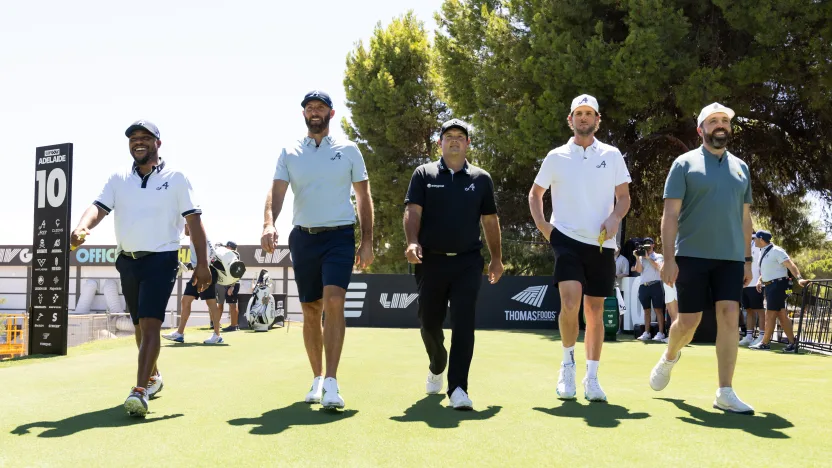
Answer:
[{"left": 245, "top": 269, "right": 284, "bottom": 331}]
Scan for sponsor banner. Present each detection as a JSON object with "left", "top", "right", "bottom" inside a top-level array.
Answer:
[
  {"left": 0, "top": 245, "right": 293, "bottom": 266},
  {"left": 28, "top": 143, "right": 73, "bottom": 356}
]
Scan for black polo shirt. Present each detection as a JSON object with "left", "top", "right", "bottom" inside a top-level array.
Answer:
[{"left": 404, "top": 158, "right": 497, "bottom": 254}]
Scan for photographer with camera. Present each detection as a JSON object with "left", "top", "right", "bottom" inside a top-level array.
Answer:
[{"left": 634, "top": 237, "right": 666, "bottom": 341}]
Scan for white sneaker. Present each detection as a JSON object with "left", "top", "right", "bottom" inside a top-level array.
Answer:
[
  {"left": 304, "top": 376, "right": 324, "bottom": 403},
  {"left": 713, "top": 388, "right": 754, "bottom": 415},
  {"left": 124, "top": 387, "right": 148, "bottom": 417},
  {"left": 637, "top": 331, "right": 652, "bottom": 341},
  {"left": 557, "top": 363, "right": 577, "bottom": 400},
  {"left": 162, "top": 331, "right": 184, "bottom": 343},
  {"left": 203, "top": 334, "right": 223, "bottom": 344},
  {"left": 650, "top": 350, "right": 681, "bottom": 391},
  {"left": 661, "top": 337, "right": 669, "bottom": 343},
  {"left": 750, "top": 335, "right": 764, "bottom": 347},
  {"left": 449, "top": 387, "right": 473, "bottom": 410},
  {"left": 738, "top": 335, "right": 754, "bottom": 346},
  {"left": 653, "top": 332, "right": 667, "bottom": 342},
  {"left": 426, "top": 371, "right": 443, "bottom": 395},
  {"left": 147, "top": 373, "right": 163, "bottom": 399},
  {"left": 582, "top": 377, "right": 607, "bottom": 402},
  {"left": 321, "top": 377, "right": 345, "bottom": 409}
]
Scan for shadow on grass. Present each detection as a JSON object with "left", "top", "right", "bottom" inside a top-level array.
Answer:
[
  {"left": 657, "top": 398, "right": 793, "bottom": 439},
  {"left": 228, "top": 401, "right": 357, "bottom": 435},
  {"left": 162, "top": 342, "right": 230, "bottom": 348},
  {"left": 533, "top": 400, "right": 649, "bottom": 428},
  {"left": 10, "top": 406, "right": 183, "bottom": 438},
  {"left": 389, "top": 394, "right": 501, "bottom": 429}
]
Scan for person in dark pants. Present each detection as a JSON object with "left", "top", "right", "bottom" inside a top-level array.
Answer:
[
  {"left": 70, "top": 120, "right": 211, "bottom": 417},
  {"left": 403, "top": 119, "right": 504, "bottom": 410}
]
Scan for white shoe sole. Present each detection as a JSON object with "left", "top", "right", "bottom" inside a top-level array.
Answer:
[
  {"left": 124, "top": 397, "right": 147, "bottom": 417},
  {"left": 148, "top": 381, "right": 163, "bottom": 399},
  {"left": 322, "top": 400, "right": 345, "bottom": 409},
  {"left": 304, "top": 395, "right": 322, "bottom": 404},
  {"left": 557, "top": 390, "right": 577, "bottom": 400},
  {"left": 713, "top": 402, "right": 754, "bottom": 415},
  {"left": 426, "top": 388, "right": 443, "bottom": 395},
  {"left": 452, "top": 403, "right": 473, "bottom": 411}
]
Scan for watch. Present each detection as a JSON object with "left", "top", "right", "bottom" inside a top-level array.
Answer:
[{"left": 744, "top": 256, "right": 753, "bottom": 262}]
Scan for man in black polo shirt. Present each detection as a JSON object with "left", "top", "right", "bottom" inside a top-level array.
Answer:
[{"left": 403, "top": 119, "right": 504, "bottom": 410}]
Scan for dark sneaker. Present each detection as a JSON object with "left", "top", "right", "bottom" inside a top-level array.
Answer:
[
  {"left": 222, "top": 325, "right": 239, "bottom": 332},
  {"left": 749, "top": 342, "right": 771, "bottom": 351},
  {"left": 783, "top": 343, "right": 798, "bottom": 354}
]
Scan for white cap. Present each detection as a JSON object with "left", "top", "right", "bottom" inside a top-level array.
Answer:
[
  {"left": 571, "top": 94, "right": 599, "bottom": 113},
  {"left": 697, "top": 102, "right": 735, "bottom": 126}
]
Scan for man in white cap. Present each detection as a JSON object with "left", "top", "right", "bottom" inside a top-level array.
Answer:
[
  {"left": 650, "top": 103, "right": 756, "bottom": 414},
  {"left": 529, "top": 94, "right": 632, "bottom": 402}
]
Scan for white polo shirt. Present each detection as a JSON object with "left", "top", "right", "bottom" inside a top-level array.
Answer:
[
  {"left": 747, "top": 241, "right": 763, "bottom": 287},
  {"left": 759, "top": 244, "right": 790, "bottom": 282},
  {"left": 640, "top": 252, "right": 664, "bottom": 283},
  {"left": 534, "top": 137, "right": 631, "bottom": 248},
  {"left": 95, "top": 160, "right": 201, "bottom": 253},
  {"left": 274, "top": 135, "right": 369, "bottom": 228}
]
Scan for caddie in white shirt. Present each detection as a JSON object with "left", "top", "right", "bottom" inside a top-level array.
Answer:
[
  {"left": 529, "top": 94, "right": 632, "bottom": 402},
  {"left": 740, "top": 233, "right": 766, "bottom": 346},
  {"left": 70, "top": 120, "right": 212, "bottom": 417}
]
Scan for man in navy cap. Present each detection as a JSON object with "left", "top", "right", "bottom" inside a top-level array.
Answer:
[
  {"left": 749, "top": 230, "right": 808, "bottom": 352},
  {"left": 71, "top": 120, "right": 211, "bottom": 417},
  {"left": 260, "top": 90, "right": 374, "bottom": 409}
]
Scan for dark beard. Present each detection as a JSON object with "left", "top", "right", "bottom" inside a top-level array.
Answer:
[
  {"left": 705, "top": 128, "right": 731, "bottom": 149},
  {"left": 305, "top": 114, "right": 331, "bottom": 134},
  {"left": 132, "top": 148, "right": 156, "bottom": 166}
]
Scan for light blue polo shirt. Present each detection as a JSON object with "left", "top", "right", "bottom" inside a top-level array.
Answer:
[
  {"left": 663, "top": 146, "right": 752, "bottom": 262},
  {"left": 274, "top": 136, "right": 369, "bottom": 228}
]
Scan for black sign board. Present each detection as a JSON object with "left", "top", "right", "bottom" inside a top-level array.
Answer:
[{"left": 28, "top": 143, "right": 73, "bottom": 356}]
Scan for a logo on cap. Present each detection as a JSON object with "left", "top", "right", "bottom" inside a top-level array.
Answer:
[{"left": 580, "top": 97, "right": 589, "bottom": 104}]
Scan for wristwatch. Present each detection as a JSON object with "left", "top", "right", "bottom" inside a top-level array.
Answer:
[{"left": 744, "top": 256, "right": 753, "bottom": 262}]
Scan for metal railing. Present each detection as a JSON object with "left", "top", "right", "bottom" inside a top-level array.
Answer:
[{"left": 795, "top": 280, "right": 832, "bottom": 354}]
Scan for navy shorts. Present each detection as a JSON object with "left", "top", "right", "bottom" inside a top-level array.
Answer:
[
  {"left": 638, "top": 281, "right": 665, "bottom": 309},
  {"left": 742, "top": 286, "right": 764, "bottom": 309},
  {"left": 216, "top": 282, "right": 240, "bottom": 305},
  {"left": 289, "top": 226, "right": 355, "bottom": 303},
  {"left": 549, "top": 227, "right": 615, "bottom": 298},
  {"left": 183, "top": 267, "right": 218, "bottom": 301},
  {"left": 115, "top": 251, "right": 179, "bottom": 325},
  {"left": 675, "top": 256, "right": 744, "bottom": 314},
  {"left": 764, "top": 278, "right": 789, "bottom": 311}
]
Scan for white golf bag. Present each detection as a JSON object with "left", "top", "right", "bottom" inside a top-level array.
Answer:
[
  {"left": 245, "top": 269, "right": 284, "bottom": 332},
  {"left": 177, "top": 240, "right": 246, "bottom": 286}
]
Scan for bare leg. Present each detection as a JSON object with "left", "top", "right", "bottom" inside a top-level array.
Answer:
[
  {"left": 229, "top": 303, "right": 239, "bottom": 327},
  {"left": 777, "top": 309, "right": 796, "bottom": 343},
  {"left": 761, "top": 310, "right": 777, "bottom": 344},
  {"left": 176, "top": 296, "right": 194, "bottom": 335},
  {"left": 664, "top": 312, "right": 700, "bottom": 361},
  {"left": 583, "top": 296, "right": 605, "bottom": 361},
  {"left": 558, "top": 281, "right": 583, "bottom": 348},
  {"left": 137, "top": 318, "right": 162, "bottom": 389},
  {"left": 302, "top": 300, "right": 324, "bottom": 377},
  {"left": 322, "top": 285, "right": 347, "bottom": 378},
  {"left": 715, "top": 300, "right": 740, "bottom": 388}
]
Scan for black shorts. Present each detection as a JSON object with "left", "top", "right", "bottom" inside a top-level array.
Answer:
[
  {"left": 216, "top": 283, "right": 240, "bottom": 305},
  {"left": 549, "top": 228, "right": 615, "bottom": 298},
  {"left": 638, "top": 281, "right": 665, "bottom": 309},
  {"left": 742, "top": 286, "right": 764, "bottom": 310},
  {"left": 675, "top": 256, "right": 744, "bottom": 314},
  {"left": 764, "top": 278, "right": 789, "bottom": 311},
  {"left": 115, "top": 251, "right": 179, "bottom": 325},
  {"left": 183, "top": 268, "right": 218, "bottom": 301},
  {"left": 289, "top": 226, "right": 355, "bottom": 303}
]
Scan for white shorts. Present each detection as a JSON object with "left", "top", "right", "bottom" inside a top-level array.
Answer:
[{"left": 663, "top": 283, "right": 678, "bottom": 303}]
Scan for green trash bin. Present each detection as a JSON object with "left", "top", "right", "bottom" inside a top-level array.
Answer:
[{"left": 603, "top": 296, "right": 618, "bottom": 342}]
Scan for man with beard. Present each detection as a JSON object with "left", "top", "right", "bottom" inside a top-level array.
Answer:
[
  {"left": 403, "top": 119, "right": 503, "bottom": 410},
  {"left": 260, "top": 90, "right": 373, "bottom": 410},
  {"left": 529, "top": 94, "right": 632, "bottom": 402},
  {"left": 70, "top": 120, "right": 212, "bottom": 417},
  {"left": 650, "top": 103, "right": 756, "bottom": 415}
]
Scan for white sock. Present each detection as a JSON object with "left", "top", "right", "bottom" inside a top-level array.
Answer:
[
  {"left": 563, "top": 346, "right": 575, "bottom": 366},
  {"left": 586, "top": 360, "right": 599, "bottom": 379}
]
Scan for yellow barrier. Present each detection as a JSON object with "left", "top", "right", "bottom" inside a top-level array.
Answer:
[{"left": 0, "top": 313, "right": 27, "bottom": 360}]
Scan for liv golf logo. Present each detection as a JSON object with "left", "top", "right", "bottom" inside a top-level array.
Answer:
[{"left": 506, "top": 285, "right": 556, "bottom": 322}]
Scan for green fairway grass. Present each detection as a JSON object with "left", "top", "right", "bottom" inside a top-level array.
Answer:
[{"left": 1, "top": 327, "right": 830, "bottom": 467}]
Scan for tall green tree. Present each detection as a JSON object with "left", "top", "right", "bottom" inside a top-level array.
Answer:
[
  {"left": 435, "top": 0, "right": 832, "bottom": 272},
  {"left": 343, "top": 12, "right": 448, "bottom": 272}
]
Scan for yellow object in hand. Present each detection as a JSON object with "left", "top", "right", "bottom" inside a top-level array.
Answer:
[
  {"left": 70, "top": 233, "right": 85, "bottom": 251},
  {"left": 598, "top": 229, "right": 606, "bottom": 253}
]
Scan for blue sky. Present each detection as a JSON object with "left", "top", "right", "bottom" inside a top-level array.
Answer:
[{"left": 2, "top": 0, "right": 826, "bottom": 247}]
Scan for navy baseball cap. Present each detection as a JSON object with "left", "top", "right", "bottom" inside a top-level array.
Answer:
[
  {"left": 225, "top": 241, "right": 238, "bottom": 250},
  {"left": 125, "top": 120, "right": 160, "bottom": 139},
  {"left": 642, "top": 237, "right": 656, "bottom": 245},
  {"left": 440, "top": 119, "right": 469, "bottom": 138},
  {"left": 301, "top": 90, "right": 333, "bottom": 109},
  {"left": 755, "top": 230, "right": 772, "bottom": 242}
]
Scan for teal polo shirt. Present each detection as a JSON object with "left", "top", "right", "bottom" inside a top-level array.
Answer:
[{"left": 663, "top": 146, "right": 752, "bottom": 262}]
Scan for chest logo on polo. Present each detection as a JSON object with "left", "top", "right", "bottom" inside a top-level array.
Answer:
[
  {"left": 596, "top": 161, "right": 606, "bottom": 168},
  {"left": 331, "top": 151, "right": 343, "bottom": 161},
  {"left": 427, "top": 184, "right": 445, "bottom": 188},
  {"left": 465, "top": 183, "right": 475, "bottom": 191},
  {"left": 156, "top": 182, "right": 169, "bottom": 190}
]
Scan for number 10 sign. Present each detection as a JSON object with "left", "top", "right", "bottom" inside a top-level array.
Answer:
[{"left": 29, "top": 143, "right": 73, "bottom": 356}]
